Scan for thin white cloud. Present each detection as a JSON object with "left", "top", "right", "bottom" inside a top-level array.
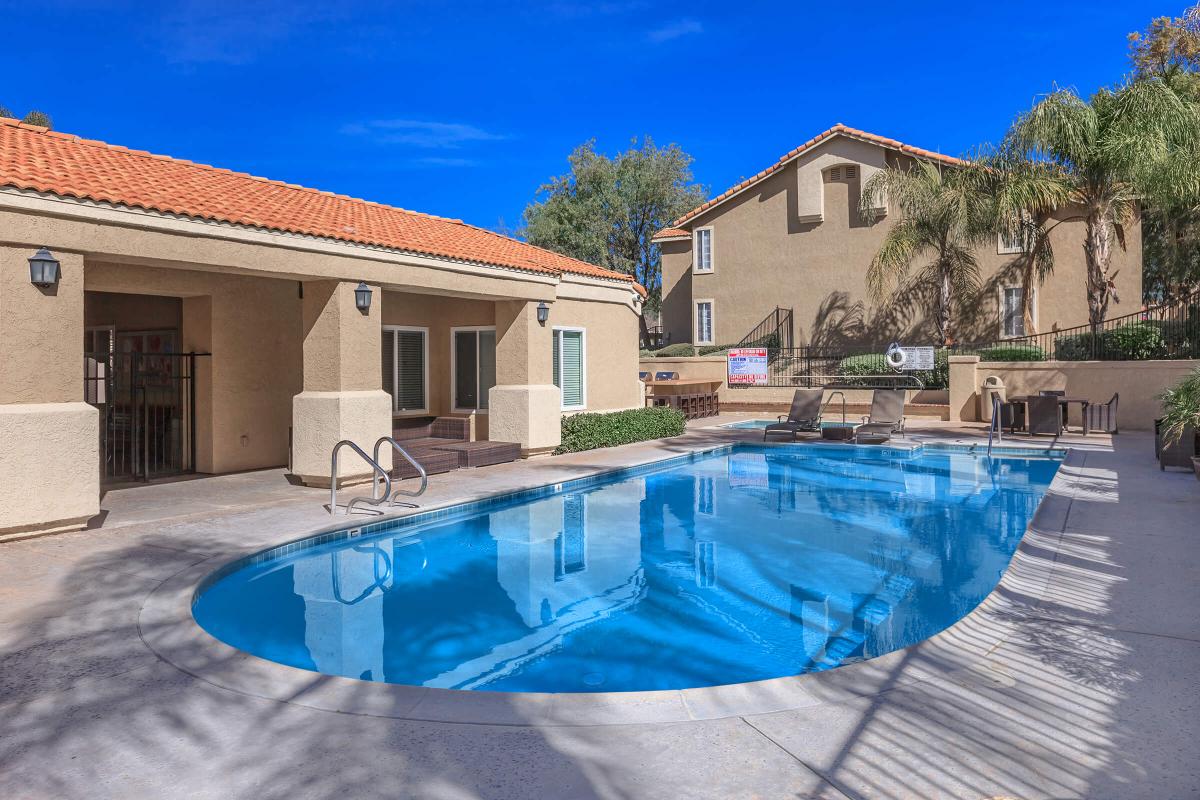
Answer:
[
  {"left": 646, "top": 18, "right": 703, "bottom": 43},
  {"left": 410, "top": 156, "right": 478, "bottom": 168},
  {"left": 341, "top": 119, "right": 507, "bottom": 149}
]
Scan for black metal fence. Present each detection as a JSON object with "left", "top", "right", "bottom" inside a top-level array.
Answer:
[
  {"left": 85, "top": 352, "right": 204, "bottom": 482},
  {"left": 737, "top": 307, "right": 794, "bottom": 350},
  {"left": 956, "top": 290, "right": 1200, "bottom": 362},
  {"left": 741, "top": 348, "right": 943, "bottom": 389}
]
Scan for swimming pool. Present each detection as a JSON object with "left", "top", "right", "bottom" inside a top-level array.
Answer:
[{"left": 193, "top": 444, "right": 1060, "bottom": 693}]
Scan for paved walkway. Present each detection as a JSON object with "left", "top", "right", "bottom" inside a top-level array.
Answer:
[{"left": 1, "top": 422, "right": 1197, "bottom": 799}]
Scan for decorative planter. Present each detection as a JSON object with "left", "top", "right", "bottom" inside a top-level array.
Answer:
[
  {"left": 1155, "top": 419, "right": 1198, "bottom": 472},
  {"left": 1193, "top": 456, "right": 1200, "bottom": 482}
]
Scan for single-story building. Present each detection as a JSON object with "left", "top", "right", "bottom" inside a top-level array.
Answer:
[
  {"left": 654, "top": 124, "right": 1142, "bottom": 349},
  {"left": 0, "top": 116, "right": 644, "bottom": 536}
]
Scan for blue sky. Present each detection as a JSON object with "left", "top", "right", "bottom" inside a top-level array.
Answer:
[{"left": 0, "top": 1, "right": 1172, "bottom": 231}]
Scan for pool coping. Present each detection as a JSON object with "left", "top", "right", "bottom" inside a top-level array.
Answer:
[{"left": 138, "top": 437, "right": 1080, "bottom": 727}]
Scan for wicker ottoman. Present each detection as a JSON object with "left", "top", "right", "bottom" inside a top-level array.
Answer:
[{"left": 433, "top": 440, "right": 522, "bottom": 468}]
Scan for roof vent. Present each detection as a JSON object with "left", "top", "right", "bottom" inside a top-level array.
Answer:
[
  {"left": 826, "top": 167, "right": 841, "bottom": 182},
  {"left": 844, "top": 165, "right": 857, "bottom": 179}
]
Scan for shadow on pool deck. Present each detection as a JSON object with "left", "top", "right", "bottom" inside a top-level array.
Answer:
[{"left": 0, "top": 427, "right": 1196, "bottom": 799}]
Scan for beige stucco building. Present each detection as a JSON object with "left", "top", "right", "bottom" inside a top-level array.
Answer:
[
  {"left": 656, "top": 124, "right": 1142, "bottom": 350},
  {"left": 0, "top": 117, "right": 644, "bottom": 536}
]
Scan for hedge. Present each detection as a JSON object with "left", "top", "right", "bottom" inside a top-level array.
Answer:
[
  {"left": 651, "top": 343, "right": 697, "bottom": 358},
  {"left": 976, "top": 345, "right": 1046, "bottom": 362},
  {"left": 1053, "top": 321, "right": 1182, "bottom": 361},
  {"left": 556, "top": 406, "right": 687, "bottom": 454},
  {"left": 835, "top": 348, "right": 950, "bottom": 389},
  {"left": 698, "top": 342, "right": 737, "bottom": 355}
]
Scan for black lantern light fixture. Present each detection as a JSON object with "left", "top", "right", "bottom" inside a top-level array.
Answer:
[
  {"left": 354, "top": 282, "right": 373, "bottom": 311},
  {"left": 536, "top": 301, "right": 549, "bottom": 326},
  {"left": 28, "top": 247, "right": 60, "bottom": 288}
]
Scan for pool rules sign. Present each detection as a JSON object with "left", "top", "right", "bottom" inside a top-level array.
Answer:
[{"left": 727, "top": 348, "right": 768, "bottom": 386}]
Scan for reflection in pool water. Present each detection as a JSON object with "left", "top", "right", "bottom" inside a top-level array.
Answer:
[{"left": 193, "top": 446, "right": 1059, "bottom": 693}]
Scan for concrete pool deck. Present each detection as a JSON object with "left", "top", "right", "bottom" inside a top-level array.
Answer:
[{"left": 1, "top": 419, "right": 1197, "bottom": 799}]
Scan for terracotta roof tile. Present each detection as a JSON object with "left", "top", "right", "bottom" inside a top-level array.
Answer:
[
  {"left": 650, "top": 227, "right": 691, "bottom": 242},
  {"left": 0, "top": 117, "right": 633, "bottom": 286},
  {"left": 669, "top": 123, "right": 964, "bottom": 229}
]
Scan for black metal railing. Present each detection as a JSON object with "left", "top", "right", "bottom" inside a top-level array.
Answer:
[
  {"left": 85, "top": 351, "right": 205, "bottom": 482},
  {"left": 641, "top": 325, "right": 667, "bottom": 350},
  {"left": 955, "top": 289, "right": 1200, "bottom": 363},
  {"left": 737, "top": 307, "right": 794, "bottom": 350},
  {"left": 745, "top": 347, "right": 946, "bottom": 389}
]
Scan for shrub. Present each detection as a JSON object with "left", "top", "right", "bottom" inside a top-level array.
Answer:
[
  {"left": 639, "top": 348, "right": 652, "bottom": 358},
  {"left": 976, "top": 345, "right": 1046, "bottom": 362},
  {"left": 1103, "top": 322, "right": 1166, "bottom": 360},
  {"left": 1053, "top": 331, "right": 1100, "bottom": 361},
  {"left": 835, "top": 349, "right": 950, "bottom": 389},
  {"left": 697, "top": 343, "right": 736, "bottom": 356},
  {"left": 556, "top": 406, "right": 686, "bottom": 454},
  {"left": 652, "top": 343, "right": 696, "bottom": 358}
]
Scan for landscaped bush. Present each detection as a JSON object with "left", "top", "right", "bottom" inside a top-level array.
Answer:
[
  {"left": 835, "top": 348, "right": 950, "bottom": 388},
  {"left": 697, "top": 342, "right": 736, "bottom": 355},
  {"left": 1053, "top": 331, "right": 1100, "bottom": 361},
  {"left": 976, "top": 345, "right": 1047, "bottom": 362},
  {"left": 639, "top": 348, "right": 652, "bottom": 358},
  {"left": 556, "top": 406, "right": 686, "bottom": 454},
  {"left": 651, "top": 343, "right": 696, "bottom": 358},
  {"left": 1055, "top": 322, "right": 1169, "bottom": 361}
]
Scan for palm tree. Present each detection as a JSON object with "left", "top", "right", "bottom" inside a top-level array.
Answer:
[
  {"left": 1003, "top": 78, "right": 1200, "bottom": 327},
  {"left": 967, "top": 148, "right": 1074, "bottom": 334},
  {"left": 859, "top": 160, "right": 994, "bottom": 344}
]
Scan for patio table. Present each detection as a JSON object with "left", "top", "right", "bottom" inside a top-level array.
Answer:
[{"left": 1008, "top": 395, "right": 1092, "bottom": 435}]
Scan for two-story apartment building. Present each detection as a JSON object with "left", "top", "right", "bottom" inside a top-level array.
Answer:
[{"left": 655, "top": 124, "right": 1142, "bottom": 350}]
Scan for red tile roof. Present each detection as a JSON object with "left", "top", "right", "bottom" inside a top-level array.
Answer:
[
  {"left": 667, "top": 124, "right": 964, "bottom": 231},
  {"left": 0, "top": 117, "right": 635, "bottom": 287},
  {"left": 650, "top": 227, "right": 691, "bottom": 242}
]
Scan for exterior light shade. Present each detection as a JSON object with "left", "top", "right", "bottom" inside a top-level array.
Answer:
[
  {"left": 28, "top": 247, "right": 60, "bottom": 287},
  {"left": 354, "top": 282, "right": 372, "bottom": 311},
  {"left": 536, "top": 301, "right": 549, "bottom": 325}
]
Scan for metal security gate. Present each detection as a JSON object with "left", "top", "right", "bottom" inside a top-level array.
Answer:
[{"left": 85, "top": 351, "right": 205, "bottom": 482}]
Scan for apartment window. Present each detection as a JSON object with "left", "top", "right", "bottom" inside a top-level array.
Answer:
[
  {"left": 694, "top": 227, "right": 713, "bottom": 273},
  {"left": 554, "top": 494, "right": 588, "bottom": 580},
  {"left": 1002, "top": 287, "right": 1025, "bottom": 338},
  {"left": 998, "top": 213, "right": 1032, "bottom": 254},
  {"left": 452, "top": 327, "right": 496, "bottom": 412},
  {"left": 382, "top": 327, "right": 428, "bottom": 413},
  {"left": 552, "top": 327, "right": 586, "bottom": 410},
  {"left": 695, "top": 300, "right": 714, "bottom": 345}
]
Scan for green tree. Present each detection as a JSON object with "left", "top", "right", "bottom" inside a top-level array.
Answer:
[
  {"left": 859, "top": 160, "right": 994, "bottom": 344},
  {"left": 0, "top": 104, "right": 52, "bottom": 129},
  {"left": 1129, "top": 5, "right": 1200, "bottom": 302},
  {"left": 521, "top": 137, "right": 707, "bottom": 337},
  {"left": 1003, "top": 79, "right": 1200, "bottom": 326}
]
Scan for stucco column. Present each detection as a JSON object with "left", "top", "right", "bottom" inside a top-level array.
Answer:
[
  {"left": 292, "top": 280, "right": 392, "bottom": 487},
  {"left": 948, "top": 355, "right": 981, "bottom": 423},
  {"left": 0, "top": 246, "right": 99, "bottom": 536},
  {"left": 489, "top": 300, "right": 561, "bottom": 456}
]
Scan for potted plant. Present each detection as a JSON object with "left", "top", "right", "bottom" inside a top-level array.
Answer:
[{"left": 1157, "top": 367, "right": 1200, "bottom": 479}]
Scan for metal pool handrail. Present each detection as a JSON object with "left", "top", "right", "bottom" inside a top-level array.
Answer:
[
  {"left": 330, "top": 440, "right": 392, "bottom": 515},
  {"left": 821, "top": 390, "right": 848, "bottom": 425},
  {"left": 372, "top": 436, "right": 428, "bottom": 507}
]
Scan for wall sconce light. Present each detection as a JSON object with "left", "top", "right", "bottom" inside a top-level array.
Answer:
[
  {"left": 354, "top": 282, "right": 373, "bottom": 312},
  {"left": 28, "top": 247, "right": 60, "bottom": 288},
  {"left": 536, "top": 301, "right": 549, "bottom": 326}
]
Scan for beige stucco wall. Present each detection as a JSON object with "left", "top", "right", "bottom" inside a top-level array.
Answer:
[
  {"left": 85, "top": 261, "right": 303, "bottom": 474},
  {"left": 968, "top": 360, "right": 1200, "bottom": 431},
  {"left": 552, "top": 296, "right": 643, "bottom": 413},
  {"left": 659, "top": 137, "right": 1142, "bottom": 349}
]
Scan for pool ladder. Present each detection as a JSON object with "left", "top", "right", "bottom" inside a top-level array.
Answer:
[
  {"left": 986, "top": 393, "right": 1002, "bottom": 456},
  {"left": 329, "top": 437, "right": 427, "bottom": 515}
]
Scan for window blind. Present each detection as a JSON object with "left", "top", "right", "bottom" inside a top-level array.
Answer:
[
  {"left": 554, "top": 330, "right": 584, "bottom": 408},
  {"left": 381, "top": 330, "right": 395, "bottom": 405},
  {"left": 395, "top": 330, "right": 425, "bottom": 411}
]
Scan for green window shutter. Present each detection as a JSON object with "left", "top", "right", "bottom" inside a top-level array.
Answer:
[
  {"left": 381, "top": 330, "right": 395, "bottom": 412},
  {"left": 559, "top": 330, "right": 583, "bottom": 407},
  {"left": 395, "top": 330, "right": 425, "bottom": 411}
]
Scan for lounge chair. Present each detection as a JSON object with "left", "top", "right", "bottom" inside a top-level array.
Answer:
[
  {"left": 861, "top": 389, "right": 907, "bottom": 434},
  {"left": 1085, "top": 393, "right": 1119, "bottom": 434},
  {"left": 1025, "top": 396, "right": 1062, "bottom": 436},
  {"left": 763, "top": 389, "right": 823, "bottom": 441}
]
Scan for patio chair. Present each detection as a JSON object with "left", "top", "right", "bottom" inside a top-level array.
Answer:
[
  {"left": 1026, "top": 396, "right": 1063, "bottom": 436},
  {"left": 1039, "top": 389, "right": 1069, "bottom": 428},
  {"left": 763, "top": 389, "right": 823, "bottom": 441},
  {"left": 1085, "top": 393, "right": 1119, "bottom": 434},
  {"left": 654, "top": 371, "right": 679, "bottom": 381},
  {"left": 861, "top": 389, "right": 907, "bottom": 434}
]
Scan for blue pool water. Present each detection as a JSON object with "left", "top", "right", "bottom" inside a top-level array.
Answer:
[{"left": 193, "top": 444, "right": 1060, "bottom": 693}]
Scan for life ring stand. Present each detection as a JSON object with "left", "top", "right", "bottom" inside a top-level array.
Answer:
[{"left": 884, "top": 342, "right": 907, "bottom": 371}]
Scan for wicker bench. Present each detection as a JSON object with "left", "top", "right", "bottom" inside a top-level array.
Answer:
[
  {"left": 390, "top": 416, "right": 470, "bottom": 478},
  {"left": 432, "top": 440, "right": 522, "bottom": 469}
]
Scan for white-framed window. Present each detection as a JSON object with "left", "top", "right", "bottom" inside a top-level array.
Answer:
[
  {"left": 552, "top": 326, "right": 587, "bottom": 410},
  {"left": 451, "top": 327, "right": 496, "bottom": 412},
  {"left": 1000, "top": 286, "right": 1031, "bottom": 338},
  {"left": 382, "top": 326, "right": 429, "bottom": 414},
  {"left": 694, "top": 300, "right": 714, "bottom": 345},
  {"left": 693, "top": 227, "right": 714, "bottom": 273},
  {"left": 997, "top": 213, "right": 1032, "bottom": 254}
]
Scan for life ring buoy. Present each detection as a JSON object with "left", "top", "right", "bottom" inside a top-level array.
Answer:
[{"left": 885, "top": 343, "right": 907, "bottom": 370}]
